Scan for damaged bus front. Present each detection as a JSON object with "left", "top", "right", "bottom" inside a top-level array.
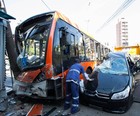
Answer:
[{"left": 13, "top": 12, "right": 64, "bottom": 99}]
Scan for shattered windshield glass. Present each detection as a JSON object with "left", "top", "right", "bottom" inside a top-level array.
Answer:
[
  {"left": 25, "top": 23, "right": 50, "bottom": 65},
  {"left": 17, "top": 23, "right": 51, "bottom": 68},
  {"left": 98, "top": 57, "right": 128, "bottom": 75}
]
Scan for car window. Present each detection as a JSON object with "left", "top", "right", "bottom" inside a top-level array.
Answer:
[{"left": 98, "top": 57, "right": 128, "bottom": 75}]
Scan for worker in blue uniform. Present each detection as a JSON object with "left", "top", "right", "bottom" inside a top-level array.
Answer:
[{"left": 64, "top": 59, "right": 92, "bottom": 114}]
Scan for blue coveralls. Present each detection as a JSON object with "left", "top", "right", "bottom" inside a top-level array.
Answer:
[{"left": 64, "top": 63, "right": 85, "bottom": 114}]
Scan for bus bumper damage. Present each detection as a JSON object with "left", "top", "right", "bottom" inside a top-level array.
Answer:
[
  {"left": 13, "top": 80, "right": 47, "bottom": 97},
  {"left": 13, "top": 76, "right": 64, "bottom": 99}
]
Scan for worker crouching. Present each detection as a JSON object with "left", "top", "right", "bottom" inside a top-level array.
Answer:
[{"left": 64, "top": 59, "right": 92, "bottom": 114}]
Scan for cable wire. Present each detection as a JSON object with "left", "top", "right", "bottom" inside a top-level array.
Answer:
[
  {"left": 96, "top": 0, "right": 136, "bottom": 32},
  {"left": 40, "top": 0, "right": 51, "bottom": 11}
]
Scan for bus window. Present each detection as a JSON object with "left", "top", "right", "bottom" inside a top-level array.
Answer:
[
  {"left": 69, "top": 34, "right": 75, "bottom": 56},
  {"left": 61, "top": 31, "right": 77, "bottom": 70},
  {"left": 17, "top": 23, "right": 49, "bottom": 70},
  {"left": 85, "top": 37, "right": 94, "bottom": 61},
  {"left": 77, "top": 33, "right": 85, "bottom": 61},
  {"left": 53, "top": 25, "right": 62, "bottom": 75},
  {"left": 53, "top": 19, "right": 80, "bottom": 74},
  {"left": 60, "top": 30, "right": 71, "bottom": 55},
  {"left": 95, "top": 42, "right": 101, "bottom": 60},
  {"left": 90, "top": 39, "right": 96, "bottom": 60}
]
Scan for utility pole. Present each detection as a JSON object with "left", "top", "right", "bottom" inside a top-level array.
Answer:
[{"left": 0, "top": 1, "right": 15, "bottom": 111}]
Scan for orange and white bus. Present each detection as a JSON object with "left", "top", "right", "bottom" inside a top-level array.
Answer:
[{"left": 14, "top": 11, "right": 110, "bottom": 99}]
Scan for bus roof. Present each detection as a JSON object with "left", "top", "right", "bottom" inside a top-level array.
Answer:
[
  {"left": 54, "top": 11, "right": 94, "bottom": 39},
  {"left": 16, "top": 11, "right": 95, "bottom": 39}
]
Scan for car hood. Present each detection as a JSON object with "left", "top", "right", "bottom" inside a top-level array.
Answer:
[{"left": 96, "top": 71, "right": 129, "bottom": 94}]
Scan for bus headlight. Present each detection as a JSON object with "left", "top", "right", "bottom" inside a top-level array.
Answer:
[{"left": 111, "top": 86, "right": 130, "bottom": 100}]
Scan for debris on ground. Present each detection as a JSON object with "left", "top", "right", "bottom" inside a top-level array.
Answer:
[{"left": 0, "top": 92, "right": 65, "bottom": 116}]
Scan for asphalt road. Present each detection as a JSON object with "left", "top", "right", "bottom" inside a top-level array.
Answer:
[
  {"left": 3, "top": 73, "right": 140, "bottom": 116},
  {"left": 3, "top": 63, "right": 140, "bottom": 116},
  {"left": 60, "top": 102, "right": 140, "bottom": 116}
]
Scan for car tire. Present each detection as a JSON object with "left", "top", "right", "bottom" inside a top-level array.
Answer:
[
  {"left": 79, "top": 92, "right": 89, "bottom": 106},
  {"left": 125, "top": 93, "right": 133, "bottom": 112}
]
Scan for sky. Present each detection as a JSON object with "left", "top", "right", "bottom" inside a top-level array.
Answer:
[{"left": 3, "top": 0, "right": 140, "bottom": 49}]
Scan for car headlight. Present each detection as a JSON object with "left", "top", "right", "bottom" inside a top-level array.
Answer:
[{"left": 111, "top": 86, "right": 130, "bottom": 100}]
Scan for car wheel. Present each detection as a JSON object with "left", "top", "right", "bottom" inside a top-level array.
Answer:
[
  {"left": 79, "top": 92, "right": 89, "bottom": 106},
  {"left": 126, "top": 93, "right": 133, "bottom": 111}
]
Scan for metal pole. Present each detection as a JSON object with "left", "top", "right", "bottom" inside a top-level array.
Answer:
[
  {"left": 0, "top": 17, "right": 8, "bottom": 112},
  {"left": 0, "top": 1, "right": 15, "bottom": 111}
]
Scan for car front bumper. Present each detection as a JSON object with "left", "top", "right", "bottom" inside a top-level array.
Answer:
[{"left": 80, "top": 91, "right": 133, "bottom": 113}]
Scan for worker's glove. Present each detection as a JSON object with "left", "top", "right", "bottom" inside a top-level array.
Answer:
[
  {"left": 85, "top": 75, "right": 94, "bottom": 81},
  {"left": 87, "top": 77, "right": 94, "bottom": 81},
  {"left": 84, "top": 73, "right": 94, "bottom": 81},
  {"left": 84, "top": 73, "right": 88, "bottom": 78},
  {"left": 79, "top": 80, "right": 85, "bottom": 93}
]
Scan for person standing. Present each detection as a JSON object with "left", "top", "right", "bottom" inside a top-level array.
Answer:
[{"left": 64, "top": 59, "right": 91, "bottom": 114}]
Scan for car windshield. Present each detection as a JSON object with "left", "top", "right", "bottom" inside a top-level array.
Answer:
[{"left": 98, "top": 57, "right": 128, "bottom": 75}]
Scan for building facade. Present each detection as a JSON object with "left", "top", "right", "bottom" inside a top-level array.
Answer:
[{"left": 116, "top": 18, "right": 128, "bottom": 47}]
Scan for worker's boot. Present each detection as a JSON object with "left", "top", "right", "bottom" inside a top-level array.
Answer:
[
  {"left": 61, "top": 109, "right": 71, "bottom": 116},
  {"left": 71, "top": 107, "right": 80, "bottom": 114}
]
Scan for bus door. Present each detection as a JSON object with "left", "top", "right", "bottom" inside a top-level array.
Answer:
[{"left": 59, "top": 28, "right": 78, "bottom": 71}]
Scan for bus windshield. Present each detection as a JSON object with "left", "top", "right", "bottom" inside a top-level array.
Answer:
[{"left": 17, "top": 23, "right": 51, "bottom": 70}]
